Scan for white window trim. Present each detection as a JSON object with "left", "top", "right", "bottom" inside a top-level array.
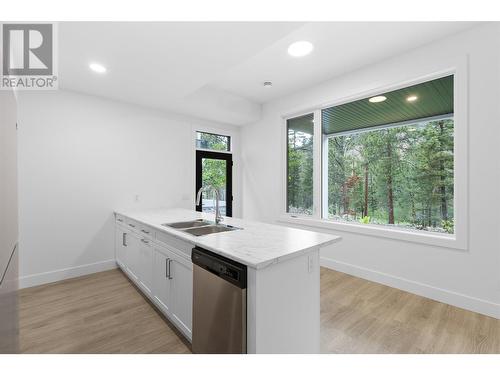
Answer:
[
  {"left": 282, "top": 110, "right": 319, "bottom": 218},
  {"left": 280, "top": 55, "right": 468, "bottom": 251}
]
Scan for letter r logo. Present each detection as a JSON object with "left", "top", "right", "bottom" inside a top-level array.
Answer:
[{"left": 2, "top": 24, "right": 53, "bottom": 76}]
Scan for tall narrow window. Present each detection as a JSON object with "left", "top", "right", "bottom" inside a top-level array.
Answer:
[
  {"left": 287, "top": 113, "right": 314, "bottom": 215},
  {"left": 196, "top": 150, "right": 232, "bottom": 217},
  {"left": 195, "top": 131, "right": 233, "bottom": 217},
  {"left": 322, "top": 75, "right": 454, "bottom": 233}
]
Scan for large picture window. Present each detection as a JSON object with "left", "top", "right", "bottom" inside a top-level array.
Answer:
[
  {"left": 285, "top": 74, "right": 456, "bottom": 236},
  {"left": 324, "top": 119, "right": 454, "bottom": 233}
]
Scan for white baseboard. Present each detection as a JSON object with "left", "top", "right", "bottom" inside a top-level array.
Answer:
[
  {"left": 19, "top": 259, "right": 117, "bottom": 289},
  {"left": 321, "top": 257, "right": 500, "bottom": 319}
]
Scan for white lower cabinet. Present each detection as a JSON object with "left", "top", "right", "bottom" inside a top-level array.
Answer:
[
  {"left": 168, "top": 250, "right": 193, "bottom": 338},
  {"left": 114, "top": 225, "right": 128, "bottom": 269},
  {"left": 153, "top": 248, "right": 172, "bottom": 315},
  {"left": 125, "top": 232, "right": 141, "bottom": 282},
  {"left": 138, "top": 238, "right": 153, "bottom": 297},
  {"left": 152, "top": 245, "right": 193, "bottom": 340},
  {"left": 115, "top": 217, "right": 193, "bottom": 341}
]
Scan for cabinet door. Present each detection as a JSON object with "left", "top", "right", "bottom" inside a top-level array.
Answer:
[
  {"left": 114, "top": 225, "right": 128, "bottom": 269},
  {"left": 153, "top": 248, "right": 172, "bottom": 315},
  {"left": 170, "top": 255, "right": 193, "bottom": 338},
  {"left": 138, "top": 238, "right": 153, "bottom": 296},
  {"left": 126, "top": 233, "right": 141, "bottom": 282}
]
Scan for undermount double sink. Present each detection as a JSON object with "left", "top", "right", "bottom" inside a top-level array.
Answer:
[{"left": 162, "top": 219, "right": 241, "bottom": 236}]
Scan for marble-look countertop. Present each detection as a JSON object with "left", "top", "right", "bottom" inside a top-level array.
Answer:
[{"left": 115, "top": 208, "right": 341, "bottom": 269}]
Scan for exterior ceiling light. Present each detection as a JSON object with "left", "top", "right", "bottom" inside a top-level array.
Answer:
[
  {"left": 287, "top": 41, "right": 314, "bottom": 57},
  {"left": 263, "top": 81, "right": 273, "bottom": 87},
  {"left": 368, "top": 95, "right": 387, "bottom": 103},
  {"left": 89, "top": 63, "right": 106, "bottom": 73},
  {"left": 407, "top": 95, "right": 418, "bottom": 102}
]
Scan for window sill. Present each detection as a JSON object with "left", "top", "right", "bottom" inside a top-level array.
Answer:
[{"left": 277, "top": 215, "right": 467, "bottom": 251}]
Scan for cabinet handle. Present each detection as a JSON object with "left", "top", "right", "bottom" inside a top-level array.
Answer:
[
  {"left": 141, "top": 238, "right": 149, "bottom": 244},
  {"left": 168, "top": 259, "right": 173, "bottom": 280},
  {"left": 122, "top": 232, "right": 127, "bottom": 247},
  {"left": 165, "top": 258, "right": 170, "bottom": 279},
  {"left": 117, "top": 218, "right": 123, "bottom": 222},
  {"left": 129, "top": 223, "right": 136, "bottom": 228},
  {"left": 141, "top": 229, "right": 150, "bottom": 234}
]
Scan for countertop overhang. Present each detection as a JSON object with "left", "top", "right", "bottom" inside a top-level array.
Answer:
[{"left": 114, "top": 208, "right": 341, "bottom": 269}]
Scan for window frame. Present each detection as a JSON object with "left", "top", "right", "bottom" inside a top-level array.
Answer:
[
  {"left": 192, "top": 124, "right": 238, "bottom": 217},
  {"left": 195, "top": 130, "right": 232, "bottom": 154},
  {"left": 285, "top": 113, "right": 316, "bottom": 216},
  {"left": 279, "top": 58, "right": 468, "bottom": 251},
  {"left": 196, "top": 150, "right": 233, "bottom": 217}
]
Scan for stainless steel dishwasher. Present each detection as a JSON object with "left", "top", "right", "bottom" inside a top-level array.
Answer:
[{"left": 191, "top": 246, "right": 247, "bottom": 354}]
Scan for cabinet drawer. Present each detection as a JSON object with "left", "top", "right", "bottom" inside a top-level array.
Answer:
[
  {"left": 115, "top": 214, "right": 126, "bottom": 225},
  {"left": 138, "top": 224, "right": 155, "bottom": 239},
  {"left": 125, "top": 218, "right": 140, "bottom": 231},
  {"left": 155, "top": 242, "right": 192, "bottom": 268},
  {"left": 124, "top": 219, "right": 155, "bottom": 239},
  {"left": 156, "top": 231, "right": 192, "bottom": 259}
]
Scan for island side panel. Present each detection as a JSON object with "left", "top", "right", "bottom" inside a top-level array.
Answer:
[{"left": 247, "top": 249, "right": 320, "bottom": 354}]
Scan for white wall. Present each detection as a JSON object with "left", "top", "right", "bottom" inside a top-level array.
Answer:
[
  {"left": 17, "top": 90, "right": 241, "bottom": 288},
  {"left": 241, "top": 23, "right": 500, "bottom": 318},
  {"left": 0, "top": 89, "right": 18, "bottom": 278}
]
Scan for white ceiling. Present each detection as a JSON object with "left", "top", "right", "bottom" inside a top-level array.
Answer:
[{"left": 59, "top": 22, "right": 480, "bottom": 125}]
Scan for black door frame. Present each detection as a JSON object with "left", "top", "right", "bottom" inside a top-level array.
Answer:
[{"left": 195, "top": 150, "right": 233, "bottom": 217}]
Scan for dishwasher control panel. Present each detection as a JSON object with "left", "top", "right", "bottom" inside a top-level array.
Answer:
[{"left": 192, "top": 247, "right": 247, "bottom": 288}]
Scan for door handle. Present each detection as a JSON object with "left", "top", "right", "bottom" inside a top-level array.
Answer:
[
  {"left": 168, "top": 259, "right": 173, "bottom": 280},
  {"left": 122, "top": 232, "right": 127, "bottom": 247}
]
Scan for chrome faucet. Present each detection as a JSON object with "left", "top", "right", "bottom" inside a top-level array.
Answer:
[{"left": 196, "top": 185, "right": 223, "bottom": 224}]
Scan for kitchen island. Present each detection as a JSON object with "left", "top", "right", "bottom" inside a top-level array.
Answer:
[{"left": 114, "top": 208, "right": 340, "bottom": 353}]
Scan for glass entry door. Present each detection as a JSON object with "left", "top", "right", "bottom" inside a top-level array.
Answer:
[{"left": 195, "top": 150, "right": 233, "bottom": 217}]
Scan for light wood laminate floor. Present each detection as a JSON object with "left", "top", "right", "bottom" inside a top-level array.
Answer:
[
  {"left": 19, "top": 267, "right": 500, "bottom": 353},
  {"left": 320, "top": 267, "right": 500, "bottom": 353},
  {"left": 19, "top": 269, "right": 191, "bottom": 353}
]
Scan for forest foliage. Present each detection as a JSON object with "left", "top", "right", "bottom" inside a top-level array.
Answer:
[{"left": 287, "top": 119, "right": 454, "bottom": 234}]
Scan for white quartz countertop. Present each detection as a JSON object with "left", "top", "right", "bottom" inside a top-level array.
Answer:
[{"left": 115, "top": 208, "right": 341, "bottom": 269}]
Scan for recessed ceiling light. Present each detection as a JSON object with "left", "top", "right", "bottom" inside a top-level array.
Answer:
[
  {"left": 263, "top": 81, "right": 273, "bottom": 87},
  {"left": 89, "top": 63, "right": 106, "bottom": 73},
  {"left": 407, "top": 95, "right": 418, "bottom": 102},
  {"left": 287, "top": 41, "right": 314, "bottom": 57},
  {"left": 368, "top": 96, "right": 387, "bottom": 103}
]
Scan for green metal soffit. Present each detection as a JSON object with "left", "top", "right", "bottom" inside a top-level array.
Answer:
[
  {"left": 322, "top": 75, "right": 454, "bottom": 135},
  {"left": 287, "top": 113, "right": 314, "bottom": 134}
]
